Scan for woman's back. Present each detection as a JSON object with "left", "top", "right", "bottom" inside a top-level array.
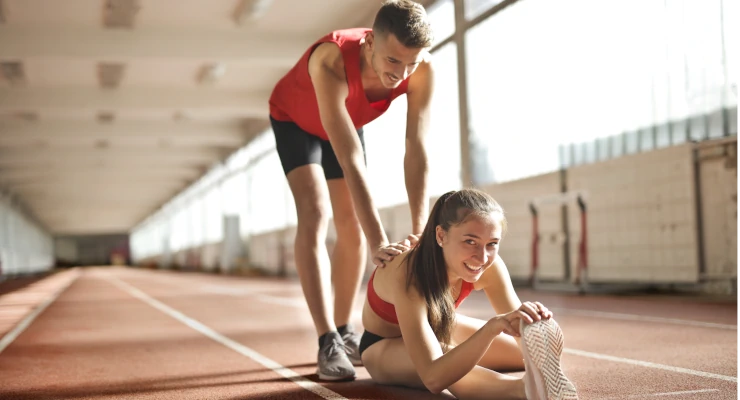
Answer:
[
  {"left": 362, "top": 249, "right": 472, "bottom": 338},
  {"left": 362, "top": 250, "right": 412, "bottom": 338}
]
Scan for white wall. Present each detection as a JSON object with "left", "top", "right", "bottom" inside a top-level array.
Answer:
[{"left": 0, "top": 195, "right": 54, "bottom": 276}]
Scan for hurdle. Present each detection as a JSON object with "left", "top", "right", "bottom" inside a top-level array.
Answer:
[{"left": 529, "top": 190, "right": 589, "bottom": 292}]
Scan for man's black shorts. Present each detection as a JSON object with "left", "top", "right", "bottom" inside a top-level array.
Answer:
[{"left": 270, "top": 116, "right": 366, "bottom": 181}]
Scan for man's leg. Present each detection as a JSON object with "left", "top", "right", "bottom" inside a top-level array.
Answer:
[
  {"left": 272, "top": 118, "right": 355, "bottom": 380},
  {"left": 286, "top": 164, "right": 335, "bottom": 337},
  {"left": 326, "top": 178, "right": 366, "bottom": 327},
  {"left": 321, "top": 127, "right": 368, "bottom": 365}
]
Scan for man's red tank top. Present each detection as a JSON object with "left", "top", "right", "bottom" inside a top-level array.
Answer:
[
  {"left": 269, "top": 28, "right": 410, "bottom": 141},
  {"left": 367, "top": 268, "right": 475, "bottom": 325}
]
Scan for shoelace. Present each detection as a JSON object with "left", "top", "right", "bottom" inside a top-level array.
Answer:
[{"left": 324, "top": 338, "right": 344, "bottom": 359}]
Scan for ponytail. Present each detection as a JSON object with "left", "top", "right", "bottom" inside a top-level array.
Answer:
[
  {"left": 405, "top": 191, "right": 457, "bottom": 350},
  {"left": 404, "top": 189, "right": 506, "bottom": 350}
]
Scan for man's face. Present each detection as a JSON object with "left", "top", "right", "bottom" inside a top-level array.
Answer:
[{"left": 369, "top": 32, "right": 427, "bottom": 88}]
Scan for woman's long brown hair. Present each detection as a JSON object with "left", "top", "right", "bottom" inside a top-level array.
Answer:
[{"left": 404, "top": 189, "right": 506, "bottom": 350}]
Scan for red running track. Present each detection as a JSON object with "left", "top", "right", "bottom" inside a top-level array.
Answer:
[{"left": 0, "top": 267, "right": 736, "bottom": 400}]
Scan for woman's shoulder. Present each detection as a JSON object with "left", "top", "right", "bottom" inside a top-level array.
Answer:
[{"left": 374, "top": 250, "right": 416, "bottom": 300}]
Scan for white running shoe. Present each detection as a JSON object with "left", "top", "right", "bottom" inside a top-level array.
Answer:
[{"left": 521, "top": 318, "right": 579, "bottom": 400}]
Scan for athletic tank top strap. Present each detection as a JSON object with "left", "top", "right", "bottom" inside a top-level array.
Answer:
[
  {"left": 367, "top": 268, "right": 476, "bottom": 325},
  {"left": 341, "top": 37, "right": 365, "bottom": 102},
  {"left": 367, "top": 269, "right": 399, "bottom": 324},
  {"left": 455, "top": 280, "right": 475, "bottom": 308}
]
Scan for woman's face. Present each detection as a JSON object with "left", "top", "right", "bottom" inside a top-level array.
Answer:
[{"left": 436, "top": 213, "right": 503, "bottom": 283}]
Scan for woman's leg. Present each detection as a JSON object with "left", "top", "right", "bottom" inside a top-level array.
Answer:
[
  {"left": 452, "top": 314, "right": 525, "bottom": 372},
  {"left": 361, "top": 336, "right": 527, "bottom": 400}
]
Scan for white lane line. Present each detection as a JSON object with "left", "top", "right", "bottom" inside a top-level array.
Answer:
[
  {"left": 553, "top": 308, "right": 736, "bottom": 330},
  {"left": 104, "top": 276, "right": 347, "bottom": 400},
  {"left": 594, "top": 388, "right": 720, "bottom": 399},
  {"left": 565, "top": 348, "right": 737, "bottom": 382},
  {"left": 0, "top": 269, "right": 81, "bottom": 355}
]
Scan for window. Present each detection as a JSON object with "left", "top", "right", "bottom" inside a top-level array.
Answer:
[
  {"left": 364, "top": 42, "right": 461, "bottom": 207},
  {"left": 464, "top": 0, "right": 504, "bottom": 21},
  {"left": 427, "top": 0, "right": 455, "bottom": 47},
  {"left": 465, "top": 0, "right": 736, "bottom": 181}
]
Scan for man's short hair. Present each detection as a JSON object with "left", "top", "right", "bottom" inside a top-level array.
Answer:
[{"left": 373, "top": 0, "right": 434, "bottom": 48}]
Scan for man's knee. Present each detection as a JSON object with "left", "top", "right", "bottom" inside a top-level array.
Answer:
[
  {"left": 333, "top": 212, "right": 364, "bottom": 243},
  {"left": 295, "top": 199, "right": 331, "bottom": 227},
  {"left": 334, "top": 213, "right": 362, "bottom": 237}
]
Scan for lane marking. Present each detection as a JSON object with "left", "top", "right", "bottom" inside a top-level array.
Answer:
[
  {"left": 0, "top": 269, "right": 81, "bottom": 355},
  {"left": 565, "top": 348, "right": 737, "bottom": 382},
  {"left": 553, "top": 308, "right": 736, "bottom": 330},
  {"left": 104, "top": 275, "right": 348, "bottom": 400},
  {"left": 594, "top": 389, "right": 720, "bottom": 399},
  {"left": 116, "top": 269, "right": 308, "bottom": 308}
]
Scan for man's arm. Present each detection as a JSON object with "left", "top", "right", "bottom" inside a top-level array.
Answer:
[
  {"left": 405, "top": 60, "right": 434, "bottom": 234},
  {"left": 309, "top": 44, "right": 398, "bottom": 264}
]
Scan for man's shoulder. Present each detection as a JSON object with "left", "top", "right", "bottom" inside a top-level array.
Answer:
[
  {"left": 309, "top": 42, "right": 345, "bottom": 78},
  {"left": 415, "top": 54, "right": 434, "bottom": 76},
  {"left": 406, "top": 55, "right": 434, "bottom": 95}
]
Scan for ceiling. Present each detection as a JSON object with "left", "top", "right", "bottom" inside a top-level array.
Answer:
[{"left": 0, "top": 0, "right": 404, "bottom": 235}]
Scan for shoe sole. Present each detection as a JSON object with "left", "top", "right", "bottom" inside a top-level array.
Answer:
[
  {"left": 316, "top": 371, "right": 356, "bottom": 381},
  {"left": 521, "top": 319, "right": 578, "bottom": 400}
]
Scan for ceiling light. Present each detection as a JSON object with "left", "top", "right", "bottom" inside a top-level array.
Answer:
[
  {"left": 233, "top": 0, "right": 273, "bottom": 25},
  {"left": 197, "top": 63, "right": 226, "bottom": 85}
]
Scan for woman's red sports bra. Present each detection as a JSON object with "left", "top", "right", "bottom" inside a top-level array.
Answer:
[{"left": 366, "top": 268, "right": 475, "bottom": 325}]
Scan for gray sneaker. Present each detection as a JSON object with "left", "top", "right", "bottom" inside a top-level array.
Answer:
[
  {"left": 317, "top": 331, "right": 356, "bottom": 381},
  {"left": 341, "top": 329, "right": 363, "bottom": 366}
]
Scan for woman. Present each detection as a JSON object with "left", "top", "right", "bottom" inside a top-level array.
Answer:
[{"left": 360, "top": 189, "right": 578, "bottom": 399}]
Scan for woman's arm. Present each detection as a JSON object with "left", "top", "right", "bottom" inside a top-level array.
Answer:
[
  {"left": 477, "top": 254, "right": 553, "bottom": 319},
  {"left": 392, "top": 276, "right": 528, "bottom": 394},
  {"left": 477, "top": 254, "right": 524, "bottom": 314}
]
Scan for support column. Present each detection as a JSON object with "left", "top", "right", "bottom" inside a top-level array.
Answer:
[
  {"left": 453, "top": 0, "right": 473, "bottom": 187},
  {"left": 220, "top": 215, "right": 243, "bottom": 274}
]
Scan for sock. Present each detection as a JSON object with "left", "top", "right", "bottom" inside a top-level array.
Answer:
[
  {"left": 318, "top": 331, "right": 337, "bottom": 348},
  {"left": 337, "top": 323, "right": 354, "bottom": 336}
]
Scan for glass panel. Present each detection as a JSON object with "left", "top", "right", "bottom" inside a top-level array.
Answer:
[
  {"left": 364, "top": 41, "right": 460, "bottom": 205},
  {"left": 723, "top": 0, "right": 738, "bottom": 110},
  {"left": 463, "top": 0, "right": 734, "bottom": 182},
  {"left": 625, "top": 131, "right": 639, "bottom": 155},
  {"left": 464, "top": 0, "right": 505, "bottom": 21},
  {"left": 610, "top": 134, "right": 624, "bottom": 158},
  {"left": 655, "top": 123, "right": 671, "bottom": 148},
  {"left": 427, "top": 0, "right": 455, "bottom": 47},
  {"left": 582, "top": 141, "right": 595, "bottom": 164},
  {"left": 596, "top": 137, "right": 609, "bottom": 161},
  {"left": 728, "top": 106, "right": 738, "bottom": 135},
  {"left": 639, "top": 128, "right": 655, "bottom": 152},
  {"left": 671, "top": 119, "right": 689, "bottom": 144},
  {"left": 0, "top": 199, "right": 52, "bottom": 274},
  {"left": 707, "top": 108, "right": 725, "bottom": 138},
  {"left": 689, "top": 115, "right": 707, "bottom": 141},
  {"left": 204, "top": 185, "right": 223, "bottom": 242},
  {"left": 558, "top": 144, "right": 570, "bottom": 168}
]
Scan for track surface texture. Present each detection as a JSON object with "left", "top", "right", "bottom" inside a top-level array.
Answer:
[{"left": 0, "top": 267, "right": 736, "bottom": 400}]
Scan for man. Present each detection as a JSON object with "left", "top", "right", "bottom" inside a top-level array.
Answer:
[{"left": 268, "top": 0, "right": 434, "bottom": 381}]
